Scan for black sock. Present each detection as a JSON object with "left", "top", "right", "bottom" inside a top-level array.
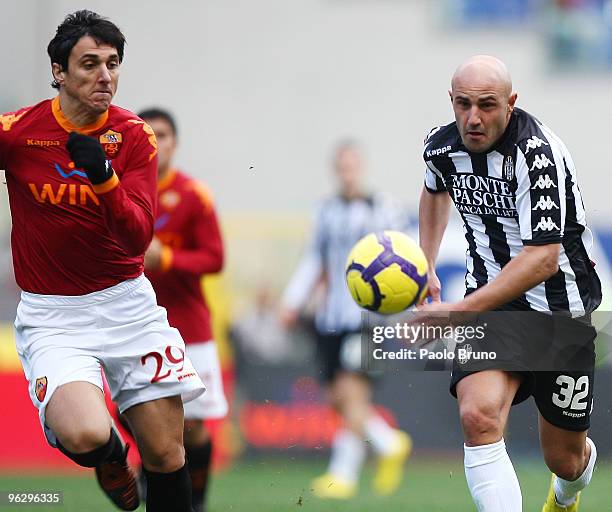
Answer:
[
  {"left": 56, "top": 427, "right": 124, "bottom": 468},
  {"left": 186, "top": 439, "right": 213, "bottom": 512},
  {"left": 144, "top": 464, "right": 192, "bottom": 512}
]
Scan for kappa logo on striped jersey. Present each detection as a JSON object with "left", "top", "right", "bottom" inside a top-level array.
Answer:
[
  {"left": 534, "top": 216, "right": 560, "bottom": 232},
  {"left": 534, "top": 196, "right": 559, "bottom": 211},
  {"left": 530, "top": 154, "right": 554, "bottom": 171},
  {"left": 524, "top": 136, "right": 549, "bottom": 154},
  {"left": 531, "top": 175, "right": 557, "bottom": 190},
  {"left": 426, "top": 145, "right": 451, "bottom": 158}
]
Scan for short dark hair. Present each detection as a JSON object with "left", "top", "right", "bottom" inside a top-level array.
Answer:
[
  {"left": 137, "top": 108, "right": 178, "bottom": 137},
  {"left": 47, "top": 10, "right": 126, "bottom": 89}
]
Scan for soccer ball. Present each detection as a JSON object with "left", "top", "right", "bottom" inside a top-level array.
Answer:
[{"left": 345, "top": 231, "right": 428, "bottom": 314}]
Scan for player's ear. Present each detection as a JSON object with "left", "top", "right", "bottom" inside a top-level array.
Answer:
[
  {"left": 52, "top": 63, "right": 65, "bottom": 86},
  {"left": 508, "top": 92, "right": 518, "bottom": 111},
  {"left": 448, "top": 89, "right": 453, "bottom": 103}
]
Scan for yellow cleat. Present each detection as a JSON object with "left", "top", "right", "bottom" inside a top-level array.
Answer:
[
  {"left": 373, "top": 430, "right": 413, "bottom": 495},
  {"left": 542, "top": 474, "right": 581, "bottom": 512},
  {"left": 311, "top": 473, "right": 357, "bottom": 500}
]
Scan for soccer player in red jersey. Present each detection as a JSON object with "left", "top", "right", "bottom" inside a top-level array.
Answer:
[
  {"left": 137, "top": 108, "right": 227, "bottom": 512},
  {"left": 2, "top": 11, "right": 204, "bottom": 512}
]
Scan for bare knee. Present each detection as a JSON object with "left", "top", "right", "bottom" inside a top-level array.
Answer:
[
  {"left": 45, "top": 382, "right": 111, "bottom": 453},
  {"left": 125, "top": 395, "right": 186, "bottom": 473},
  {"left": 142, "top": 441, "right": 185, "bottom": 473},
  {"left": 56, "top": 423, "right": 111, "bottom": 453},
  {"left": 460, "top": 402, "right": 504, "bottom": 446}
]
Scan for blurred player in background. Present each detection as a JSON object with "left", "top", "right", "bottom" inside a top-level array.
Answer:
[
  {"left": 138, "top": 108, "right": 227, "bottom": 512},
  {"left": 2, "top": 11, "right": 205, "bottom": 512},
  {"left": 280, "top": 141, "right": 412, "bottom": 499},
  {"left": 419, "top": 55, "right": 600, "bottom": 512}
]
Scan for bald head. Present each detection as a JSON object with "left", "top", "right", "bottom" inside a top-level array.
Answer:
[
  {"left": 449, "top": 55, "right": 517, "bottom": 153},
  {"left": 452, "top": 55, "right": 513, "bottom": 97}
]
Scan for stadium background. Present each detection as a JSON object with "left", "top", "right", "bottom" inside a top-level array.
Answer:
[{"left": 2, "top": 0, "right": 612, "bottom": 510}]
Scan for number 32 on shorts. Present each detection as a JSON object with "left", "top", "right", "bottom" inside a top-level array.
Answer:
[
  {"left": 551, "top": 375, "right": 589, "bottom": 411},
  {"left": 141, "top": 346, "right": 185, "bottom": 383}
]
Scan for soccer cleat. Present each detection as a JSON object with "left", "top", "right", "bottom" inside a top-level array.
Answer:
[
  {"left": 372, "top": 430, "right": 412, "bottom": 495},
  {"left": 541, "top": 474, "right": 581, "bottom": 512},
  {"left": 95, "top": 443, "right": 140, "bottom": 511},
  {"left": 311, "top": 473, "right": 357, "bottom": 499}
]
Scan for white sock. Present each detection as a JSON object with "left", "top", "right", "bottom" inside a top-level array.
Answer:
[
  {"left": 327, "top": 429, "right": 366, "bottom": 484},
  {"left": 554, "top": 437, "right": 597, "bottom": 507},
  {"left": 364, "top": 415, "right": 398, "bottom": 455},
  {"left": 464, "top": 438, "right": 522, "bottom": 512}
]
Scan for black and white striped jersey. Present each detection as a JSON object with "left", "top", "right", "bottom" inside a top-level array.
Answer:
[
  {"left": 283, "top": 194, "right": 403, "bottom": 333},
  {"left": 423, "top": 108, "right": 601, "bottom": 315}
]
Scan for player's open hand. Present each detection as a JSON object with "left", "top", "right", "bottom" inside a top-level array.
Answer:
[{"left": 66, "top": 132, "right": 113, "bottom": 185}]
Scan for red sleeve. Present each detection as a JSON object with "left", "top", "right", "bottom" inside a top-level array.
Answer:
[
  {"left": 92, "top": 122, "right": 157, "bottom": 257},
  {"left": 0, "top": 107, "right": 31, "bottom": 170},
  {"left": 161, "top": 184, "right": 224, "bottom": 275}
]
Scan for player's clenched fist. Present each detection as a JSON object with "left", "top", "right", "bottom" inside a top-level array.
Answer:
[{"left": 66, "top": 131, "right": 113, "bottom": 185}]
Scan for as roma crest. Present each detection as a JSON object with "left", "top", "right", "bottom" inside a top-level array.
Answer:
[
  {"left": 35, "top": 377, "right": 48, "bottom": 402},
  {"left": 99, "top": 130, "right": 123, "bottom": 158}
]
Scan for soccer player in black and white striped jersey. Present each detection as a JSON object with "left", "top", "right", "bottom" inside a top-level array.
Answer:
[
  {"left": 281, "top": 141, "right": 412, "bottom": 499},
  {"left": 418, "top": 56, "right": 601, "bottom": 512}
]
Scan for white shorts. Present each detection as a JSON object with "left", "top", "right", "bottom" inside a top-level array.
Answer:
[
  {"left": 14, "top": 275, "right": 205, "bottom": 447},
  {"left": 183, "top": 341, "right": 228, "bottom": 420}
]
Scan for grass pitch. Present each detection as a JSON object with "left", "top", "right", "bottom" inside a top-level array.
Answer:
[{"left": 1, "top": 457, "right": 610, "bottom": 511}]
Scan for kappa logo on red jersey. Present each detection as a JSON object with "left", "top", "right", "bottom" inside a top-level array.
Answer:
[
  {"left": 35, "top": 377, "right": 48, "bottom": 402},
  {"left": 99, "top": 130, "right": 123, "bottom": 157},
  {"left": 26, "top": 139, "right": 61, "bottom": 147}
]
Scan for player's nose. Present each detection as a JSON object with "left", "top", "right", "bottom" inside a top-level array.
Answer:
[
  {"left": 97, "top": 65, "right": 112, "bottom": 84},
  {"left": 467, "top": 107, "right": 482, "bottom": 127}
]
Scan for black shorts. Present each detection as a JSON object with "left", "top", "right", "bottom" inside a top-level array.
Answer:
[
  {"left": 449, "top": 306, "right": 596, "bottom": 432},
  {"left": 316, "top": 330, "right": 378, "bottom": 383}
]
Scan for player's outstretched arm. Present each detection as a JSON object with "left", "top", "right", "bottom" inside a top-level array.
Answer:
[
  {"left": 66, "top": 131, "right": 156, "bottom": 257},
  {"left": 419, "top": 186, "right": 451, "bottom": 301}
]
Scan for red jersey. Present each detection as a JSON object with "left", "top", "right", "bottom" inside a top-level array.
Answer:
[
  {"left": 1, "top": 98, "right": 158, "bottom": 295},
  {"left": 146, "top": 170, "right": 224, "bottom": 344}
]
